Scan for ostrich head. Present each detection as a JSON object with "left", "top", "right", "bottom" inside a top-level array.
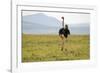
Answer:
[{"left": 61, "top": 16, "right": 64, "bottom": 20}]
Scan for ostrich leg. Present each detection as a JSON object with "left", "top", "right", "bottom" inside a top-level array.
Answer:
[
  {"left": 61, "top": 37, "right": 64, "bottom": 51},
  {"left": 60, "top": 35, "right": 65, "bottom": 51}
]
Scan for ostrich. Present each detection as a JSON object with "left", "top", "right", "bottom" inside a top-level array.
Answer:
[{"left": 59, "top": 17, "right": 70, "bottom": 51}]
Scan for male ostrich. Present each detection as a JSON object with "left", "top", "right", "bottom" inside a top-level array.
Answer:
[{"left": 59, "top": 17, "right": 70, "bottom": 51}]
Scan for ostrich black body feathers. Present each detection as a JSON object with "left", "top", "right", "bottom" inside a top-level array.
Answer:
[{"left": 59, "top": 28, "right": 70, "bottom": 38}]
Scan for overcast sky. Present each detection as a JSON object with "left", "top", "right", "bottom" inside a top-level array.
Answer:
[{"left": 22, "top": 11, "right": 90, "bottom": 26}]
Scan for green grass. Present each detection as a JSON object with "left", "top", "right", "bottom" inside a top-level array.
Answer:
[{"left": 22, "top": 34, "right": 90, "bottom": 62}]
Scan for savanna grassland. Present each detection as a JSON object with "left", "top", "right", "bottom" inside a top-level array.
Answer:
[{"left": 22, "top": 34, "right": 90, "bottom": 62}]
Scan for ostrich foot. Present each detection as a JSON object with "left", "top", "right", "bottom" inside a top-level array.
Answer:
[{"left": 61, "top": 48, "right": 64, "bottom": 51}]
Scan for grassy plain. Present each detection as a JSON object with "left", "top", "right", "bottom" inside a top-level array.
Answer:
[{"left": 22, "top": 34, "right": 90, "bottom": 62}]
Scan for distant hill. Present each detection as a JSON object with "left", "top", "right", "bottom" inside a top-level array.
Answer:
[
  {"left": 23, "top": 13, "right": 61, "bottom": 27},
  {"left": 69, "top": 26, "right": 90, "bottom": 35},
  {"left": 22, "top": 13, "right": 90, "bottom": 35}
]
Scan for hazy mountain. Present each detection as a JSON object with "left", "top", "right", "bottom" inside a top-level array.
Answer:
[
  {"left": 23, "top": 21, "right": 59, "bottom": 34},
  {"left": 23, "top": 13, "right": 61, "bottom": 27},
  {"left": 22, "top": 13, "right": 90, "bottom": 35},
  {"left": 69, "top": 26, "right": 90, "bottom": 35}
]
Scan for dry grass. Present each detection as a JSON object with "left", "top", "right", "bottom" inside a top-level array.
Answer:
[{"left": 22, "top": 34, "right": 90, "bottom": 62}]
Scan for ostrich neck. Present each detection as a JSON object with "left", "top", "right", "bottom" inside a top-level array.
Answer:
[{"left": 62, "top": 19, "right": 64, "bottom": 28}]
